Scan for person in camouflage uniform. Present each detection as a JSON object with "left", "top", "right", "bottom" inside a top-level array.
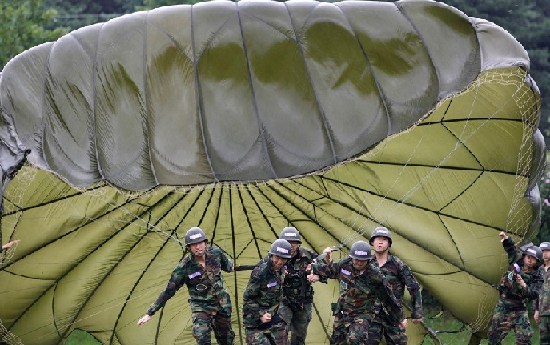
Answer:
[
  {"left": 537, "top": 241, "right": 550, "bottom": 344},
  {"left": 243, "top": 239, "right": 292, "bottom": 345},
  {"left": 137, "top": 227, "right": 235, "bottom": 345},
  {"left": 367, "top": 227, "right": 422, "bottom": 345},
  {"left": 277, "top": 226, "right": 325, "bottom": 345},
  {"left": 313, "top": 241, "right": 399, "bottom": 345},
  {"left": 487, "top": 231, "right": 544, "bottom": 345}
]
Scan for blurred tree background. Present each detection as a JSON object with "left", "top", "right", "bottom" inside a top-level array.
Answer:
[{"left": 1, "top": 0, "right": 549, "bottom": 239}]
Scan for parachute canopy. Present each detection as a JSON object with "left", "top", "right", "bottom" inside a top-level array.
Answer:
[{"left": 0, "top": 1, "right": 544, "bottom": 344}]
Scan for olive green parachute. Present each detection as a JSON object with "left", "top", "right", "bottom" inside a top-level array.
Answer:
[{"left": 0, "top": 0, "right": 544, "bottom": 344}]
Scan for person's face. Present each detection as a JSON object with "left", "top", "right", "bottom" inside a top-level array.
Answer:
[
  {"left": 189, "top": 241, "right": 206, "bottom": 257},
  {"left": 271, "top": 255, "right": 288, "bottom": 270},
  {"left": 523, "top": 254, "right": 537, "bottom": 269},
  {"left": 372, "top": 237, "right": 389, "bottom": 253},
  {"left": 352, "top": 258, "right": 368, "bottom": 271},
  {"left": 289, "top": 241, "right": 300, "bottom": 256},
  {"left": 543, "top": 250, "right": 550, "bottom": 261}
]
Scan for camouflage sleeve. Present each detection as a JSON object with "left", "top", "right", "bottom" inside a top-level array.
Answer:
[
  {"left": 306, "top": 248, "right": 328, "bottom": 283},
  {"left": 312, "top": 259, "right": 341, "bottom": 279},
  {"left": 367, "top": 262, "right": 399, "bottom": 309},
  {"left": 147, "top": 264, "right": 186, "bottom": 316},
  {"left": 502, "top": 238, "right": 519, "bottom": 265},
  {"left": 526, "top": 269, "right": 544, "bottom": 302},
  {"left": 367, "top": 261, "right": 385, "bottom": 283},
  {"left": 243, "top": 266, "right": 265, "bottom": 327},
  {"left": 401, "top": 263, "right": 423, "bottom": 319},
  {"left": 220, "top": 250, "right": 234, "bottom": 272}
]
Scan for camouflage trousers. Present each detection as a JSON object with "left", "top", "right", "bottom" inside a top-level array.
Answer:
[
  {"left": 366, "top": 318, "right": 406, "bottom": 345},
  {"left": 245, "top": 321, "right": 288, "bottom": 345},
  {"left": 540, "top": 316, "right": 550, "bottom": 345},
  {"left": 330, "top": 315, "right": 369, "bottom": 345},
  {"left": 192, "top": 311, "right": 235, "bottom": 345},
  {"left": 279, "top": 302, "right": 313, "bottom": 345},
  {"left": 487, "top": 304, "right": 532, "bottom": 345}
]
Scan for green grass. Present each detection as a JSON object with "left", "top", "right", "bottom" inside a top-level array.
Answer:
[
  {"left": 478, "top": 328, "right": 540, "bottom": 345},
  {"left": 65, "top": 329, "right": 101, "bottom": 345}
]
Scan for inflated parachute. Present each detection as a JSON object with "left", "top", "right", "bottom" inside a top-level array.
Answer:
[{"left": 0, "top": 0, "right": 544, "bottom": 344}]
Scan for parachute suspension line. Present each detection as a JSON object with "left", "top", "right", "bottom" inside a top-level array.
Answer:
[
  {"left": 0, "top": 147, "right": 25, "bottom": 265},
  {"left": 209, "top": 184, "right": 227, "bottom": 245},
  {"left": 0, "top": 319, "right": 24, "bottom": 345},
  {"left": 244, "top": 184, "right": 279, "bottom": 258},
  {"left": 0, "top": 184, "right": 195, "bottom": 341},
  {"left": 107, "top": 189, "right": 196, "bottom": 345},
  {"left": 229, "top": 187, "right": 245, "bottom": 344},
  {"left": 252, "top": 181, "right": 322, "bottom": 255},
  {"left": 505, "top": 69, "right": 540, "bottom": 240},
  {"left": 56, "top": 189, "right": 185, "bottom": 342},
  {"left": 1, "top": 183, "right": 189, "bottom": 276},
  {"left": 286, "top": 177, "right": 353, "bottom": 249},
  {"left": 236, "top": 180, "right": 311, "bottom": 255},
  {"left": 237, "top": 186, "right": 264, "bottom": 258},
  {"left": 14, "top": 286, "right": 181, "bottom": 344},
  {"left": 2, "top": 184, "right": 105, "bottom": 217},
  {"left": 268, "top": 179, "right": 346, "bottom": 248},
  {"left": 294, "top": 177, "right": 496, "bottom": 283},
  {"left": 0, "top": 243, "right": 18, "bottom": 266},
  {"left": 94, "top": 188, "right": 186, "bottom": 247},
  {"left": 342, "top": 69, "right": 526, "bottom": 248},
  {"left": 252, "top": 183, "right": 290, "bottom": 242}
]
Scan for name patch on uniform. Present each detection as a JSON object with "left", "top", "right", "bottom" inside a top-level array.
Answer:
[
  {"left": 267, "top": 281, "right": 278, "bottom": 288},
  {"left": 354, "top": 250, "right": 369, "bottom": 256},
  {"left": 188, "top": 271, "right": 202, "bottom": 279},
  {"left": 276, "top": 247, "right": 289, "bottom": 254},
  {"left": 190, "top": 234, "right": 202, "bottom": 239},
  {"left": 341, "top": 269, "right": 351, "bottom": 276}
]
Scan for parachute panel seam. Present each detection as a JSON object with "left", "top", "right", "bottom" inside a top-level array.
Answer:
[
  {"left": 236, "top": 1, "right": 277, "bottom": 179},
  {"left": 284, "top": 2, "right": 338, "bottom": 165}
]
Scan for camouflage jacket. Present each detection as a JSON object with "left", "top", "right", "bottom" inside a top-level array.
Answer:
[
  {"left": 282, "top": 247, "right": 326, "bottom": 305},
  {"left": 243, "top": 257, "right": 285, "bottom": 328},
  {"left": 313, "top": 257, "right": 399, "bottom": 321},
  {"left": 497, "top": 238, "right": 543, "bottom": 311},
  {"left": 147, "top": 246, "right": 233, "bottom": 316},
  {"left": 539, "top": 267, "right": 550, "bottom": 316},
  {"left": 374, "top": 254, "right": 422, "bottom": 321}
]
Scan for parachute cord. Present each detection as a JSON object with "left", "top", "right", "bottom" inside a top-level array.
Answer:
[
  {"left": 0, "top": 242, "right": 18, "bottom": 266},
  {"left": 0, "top": 319, "right": 24, "bottom": 345}
]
